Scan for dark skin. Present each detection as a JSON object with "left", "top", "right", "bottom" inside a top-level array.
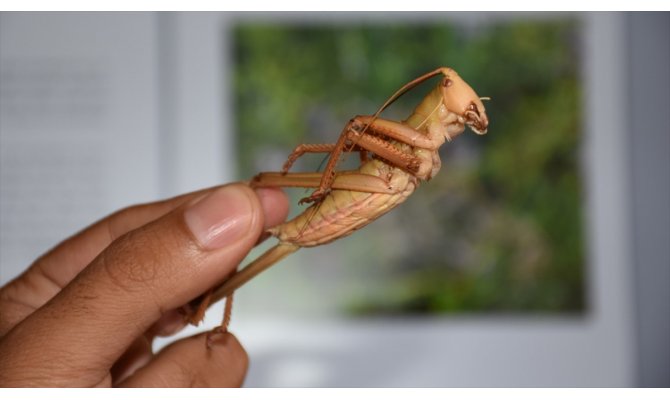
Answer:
[{"left": 0, "top": 183, "right": 289, "bottom": 387}]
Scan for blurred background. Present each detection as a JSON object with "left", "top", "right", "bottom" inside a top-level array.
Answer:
[
  {"left": 234, "top": 20, "right": 585, "bottom": 315},
  {"left": 0, "top": 12, "right": 668, "bottom": 387}
]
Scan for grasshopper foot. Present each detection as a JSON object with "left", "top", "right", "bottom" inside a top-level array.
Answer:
[
  {"left": 206, "top": 326, "right": 228, "bottom": 349},
  {"left": 181, "top": 290, "right": 212, "bottom": 326},
  {"left": 298, "top": 189, "right": 328, "bottom": 205}
]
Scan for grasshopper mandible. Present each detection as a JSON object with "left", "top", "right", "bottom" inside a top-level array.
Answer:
[{"left": 185, "top": 67, "right": 489, "bottom": 339}]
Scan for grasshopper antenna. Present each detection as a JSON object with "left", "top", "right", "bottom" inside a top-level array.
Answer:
[
  {"left": 372, "top": 68, "right": 445, "bottom": 119},
  {"left": 358, "top": 68, "right": 446, "bottom": 139}
]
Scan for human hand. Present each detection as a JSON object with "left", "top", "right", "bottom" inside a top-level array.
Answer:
[{"left": 0, "top": 183, "right": 289, "bottom": 387}]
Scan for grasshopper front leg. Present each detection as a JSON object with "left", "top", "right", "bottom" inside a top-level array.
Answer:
[
  {"left": 298, "top": 116, "right": 441, "bottom": 204},
  {"left": 281, "top": 143, "right": 369, "bottom": 173}
]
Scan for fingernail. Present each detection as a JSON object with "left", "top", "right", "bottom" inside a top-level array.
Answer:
[{"left": 184, "top": 186, "right": 254, "bottom": 250}]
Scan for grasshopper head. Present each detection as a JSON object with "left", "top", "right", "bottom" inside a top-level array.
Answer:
[{"left": 440, "top": 68, "right": 489, "bottom": 135}]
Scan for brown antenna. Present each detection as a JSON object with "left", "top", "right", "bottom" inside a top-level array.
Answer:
[{"left": 372, "top": 67, "right": 445, "bottom": 119}]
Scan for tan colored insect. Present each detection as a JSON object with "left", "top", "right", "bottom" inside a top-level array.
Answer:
[{"left": 186, "top": 67, "right": 489, "bottom": 340}]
